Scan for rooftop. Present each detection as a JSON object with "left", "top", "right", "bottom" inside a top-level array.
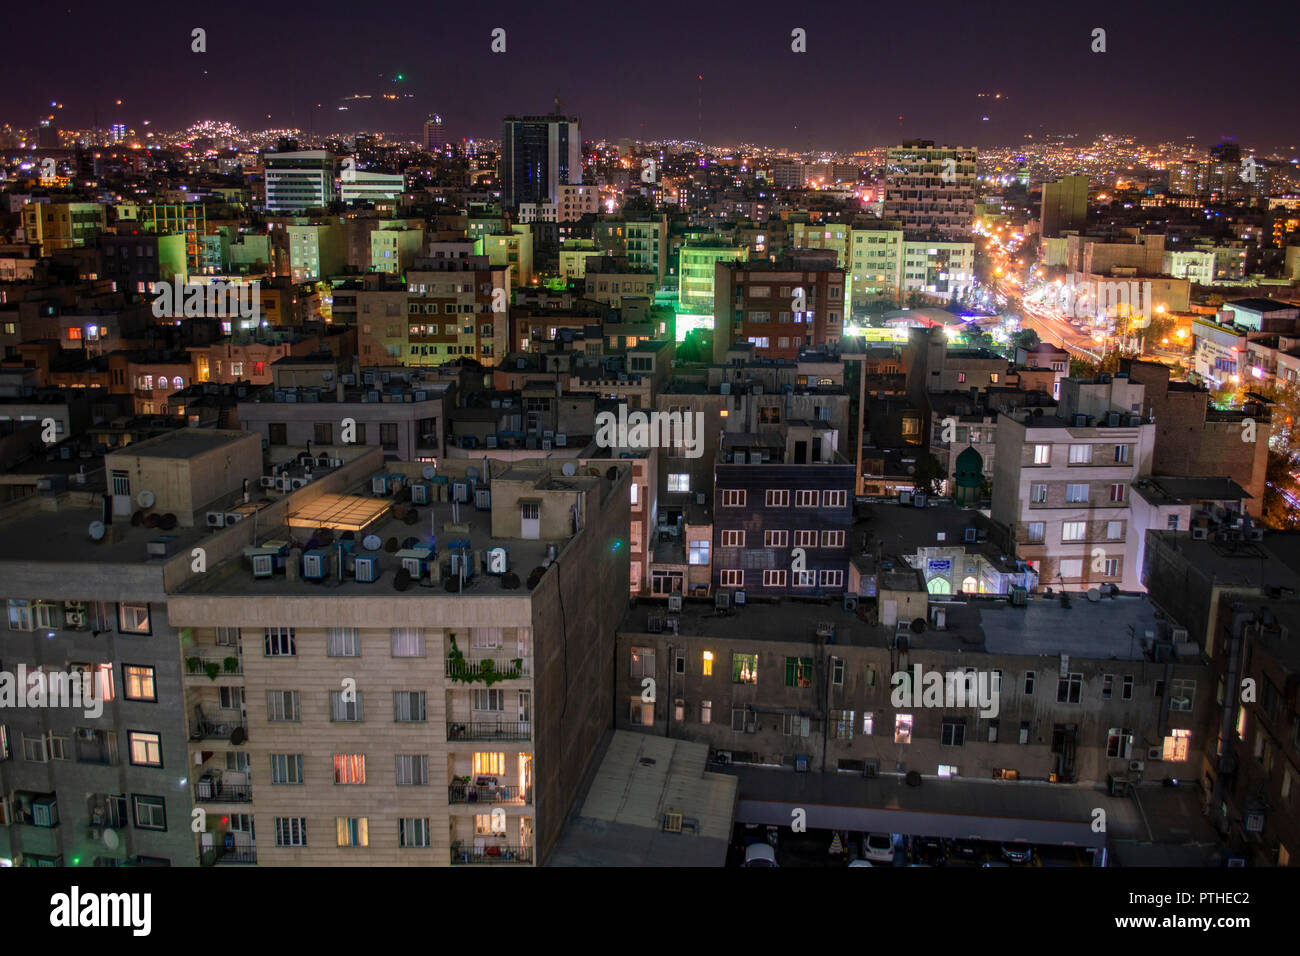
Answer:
[
  {"left": 109, "top": 428, "right": 250, "bottom": 460},
  {"left": 1130, "top": 476, "right": 1251, "bottom": 506}
]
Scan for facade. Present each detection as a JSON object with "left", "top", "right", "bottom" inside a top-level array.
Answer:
[
  {"left": 263, "top": 151, "right": 336, "bottom": 213},
  {"left": 712, "top": 256, "right": 847, "bottom": 363},
  {"left": 341, "top": 170, "right": 406, "bottom": 205},
  {"left": 678, "top": 240, "right": 747, "bottom": 315},
  {"left": 499, "top": 114, "right": 582, "bottom": 209},
  {"left": 882, "top": 142, "right": 977, "bottom": 239},
  {"left": 1040, "top": 176, "right": 1088, "bottom": 239},
  {"left": 992, "top": 374, "right": 1156, "bottom": 593}
]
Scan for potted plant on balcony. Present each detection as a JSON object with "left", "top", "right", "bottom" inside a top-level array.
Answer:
[
  {"left": 186, "top": 656, "right": 202, "bottom": 674},
  {"left": 204, "top": 660, "right": 221, "bottom": 681},
  {"left": 223, "top": 656, "right": 239, "bottom": 674}
]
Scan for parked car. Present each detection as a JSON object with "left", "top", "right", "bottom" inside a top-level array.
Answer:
[
  {"left": 848, "top": 860, "right": 874, "bottom": 867},
  {"left": 949, "top": 839, "right": 985, "bottom": 863},
  {"left": 911, "top": 836, "right": 948, "bottom": 866},
  {"left": 861, "top": 832, "right": 897, "bottom": 864},
  {"left": 1000, "top": 842, "right": 1034, "bottom": 864},
  {"left": 981, "top": 861, "right": 1011, "bottom": 868},
  {"left": 743, "top": 844, "right": 779, "bottom": 867}
]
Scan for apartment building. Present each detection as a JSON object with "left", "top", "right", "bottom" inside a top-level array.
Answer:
[
  {"left": 407, "top": 253, "right": 511, "bottom": 367},
  {"left": 0, "top": 428, "right": 263, "bottom": 867},
  {"left": 21, "top": 203, "right": 107, "bottom": 255},
  {"left": 164, "top": 449, "right": 630, "bottom": 866},
  {"left": 678, "top": 240, "right": 748, "bottom": 315},
  {"left": 882, "top": 142, "right": 977, "bottom": 240},
  {"left": 712, "top": 432, "right": 854, "bottom": 598},
  {"left": 262, "top": 151, "right": 336, "bottom": 213},
  {"left": 616, "top": 595, "right": 1212, "bottom": 791},
  {"left": 992, "top": 374, "right": 1156, "bottom": 592},
  {"left": 1143, "top": 529, "right": 1300, "bottom": 866},
  {"left": 582, "top": 256, "right": 657, "bottom": 309},
  {"left": 712, "top": 255, "right": 848, "bottom": 363}
]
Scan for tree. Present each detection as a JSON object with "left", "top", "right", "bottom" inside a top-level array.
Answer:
[
  {"left": 1012, "top": 328, "right": 1041, "bottom": 352},
  {"left": 911, "top": 452, "right": 946, "bottom": 496}
]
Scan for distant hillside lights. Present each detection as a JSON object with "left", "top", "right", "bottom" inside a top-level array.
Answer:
[
  {"left": 151, "top": 275, "right": 259, "bottom": 320},
  {"left": 595, "top": 404, "right": 705, "bottom": 459}
]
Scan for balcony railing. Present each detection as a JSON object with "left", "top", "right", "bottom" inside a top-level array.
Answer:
[
  {"left": 194, "top": 783, "right": 252, "bottom": 803},
  {"left": 184, "top": 652, "right": 242, "bottom": 679},
  {"left": 189, "top": 716, "right": 248, "bottom": 741},
  {"left": 445, "top": 657, "right": 529, "bottom": 681},
  {"left": 450, "top": 844, "right": 533, "bottom": 865},
  {"left": 447, "top": 721, "right": 531, "bottom": 741},
  {"left": 201, "top": 845, "right": 257, "bottom": 866},
  {"left": 447, "top": 784, "right": 530, "bottom": 805}
]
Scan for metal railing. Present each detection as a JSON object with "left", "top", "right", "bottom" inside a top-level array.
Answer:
[
  {"left": 450, "top": 844, "right": 533, "bottom": 865},
  {"left": 189, "top": 717, "right": 248, "bottom": 741},
  {"left": 201, "top": 845, "right": 257, "bottom": 866},
  {"left": 194, "top": 782, "right": 252, "bottom": 803},
  {"left": 444, "top": 657, "right": 529, "bottom": 680},
  {"left": 447, "top": 784, "right": 530, "bottom": 805},
  {"left": 446, "top": 721, "right": 531, "bottom": 741}
]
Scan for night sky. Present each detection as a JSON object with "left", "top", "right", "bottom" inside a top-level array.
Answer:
[{"left": 6, "top": 0, "right": 1299, "bottom": 151}]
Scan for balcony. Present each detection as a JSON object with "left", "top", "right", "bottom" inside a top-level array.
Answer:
[
  {"left": 200, "top": 845, "right": 257, "bottom": 866},
  {"left": 448, "top": 783, "right": 530, "bottom": 805},
  {"left": 194, "top": 782, "right": 252, "bottom": 803},
  {"left": 189, "top": 714, "right": 248, "bottom": 742},
  {"left": 450, "top": 844, "right": 533, "bottom": 865},
  {"left": 445, "top": 656, "right": 529, "bottom": 681},
  {"left": 447, "top": 720, "right": 531, "bottom": 742},
  {"left": 183, "top": 651, "right": 242, "bottom": 681}
]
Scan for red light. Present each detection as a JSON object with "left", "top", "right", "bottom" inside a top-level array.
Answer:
[{"left": 221, "top": 816, "right": 229, "bottom": 825}]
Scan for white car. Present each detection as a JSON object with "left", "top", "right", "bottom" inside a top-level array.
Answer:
[
  {"left": 848, "top": 860, "right": 874, "bottom": 867},
  {"left": 743, "top": 844, "right": 778, "bottom": 867},
  {"left": 861, "top": 832, "right": 896, "bottom": 864}
]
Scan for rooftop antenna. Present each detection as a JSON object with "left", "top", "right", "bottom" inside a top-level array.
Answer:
[{"left": 553, "top": 91, "right": 565, "bottom": 115}]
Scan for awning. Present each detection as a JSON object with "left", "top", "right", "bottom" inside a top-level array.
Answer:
[{"left": 285, "top": 494, "right": 392, "bottom": 531}]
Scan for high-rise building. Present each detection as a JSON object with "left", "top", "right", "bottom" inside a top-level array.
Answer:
[
  {"left": 499, "top": 114, "right": 582, "bottom": 209},
  {"left": 1040, "top": 175, "right": 1089, "bottom": 238},
  {"left": 262, "top": 150, "right": 336, "bottom": 213},
  {"left": 422, "top": 114, "right": 446, "bottom": 153},
  {"left": 883, "top": 141, "right": 977, "bottom": 239}
]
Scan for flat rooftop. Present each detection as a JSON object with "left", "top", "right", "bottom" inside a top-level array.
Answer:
[
  {"left": 0, "top": 493, "right": 212, "bottom": 566},
  {"left": 178, "top": 473, "right": 578, "bottom": 597},
  {"left": 547, "top": 731, "right": 737, "bottom": 866},
  {"left": 111, "top": 428, "right": 249, "bottom": 460},
  {"left": 621, "top": 591, "right": 1178, "bottom": 661},
  {"left": 1130, "top": 476, "right": 1250, "bottom": 506}
]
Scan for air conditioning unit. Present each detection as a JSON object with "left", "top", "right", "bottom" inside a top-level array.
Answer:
[
  {"left": 485, "top": 436, "right": 498, "bottom": 449},
  {"left": 260, "top": 476, "right": 277, "bottom": 488},
  {"left": 372, "top": 475, "right": 391, "bottom": 495},
  {"left": 541, "top": 439, "right": 552, "bottom": 450},
  {"left": 668, "top": 594, "right": 683, "bottom": 612},
  {"left": 277, "top": 476, "right": 292, "bottom": 492},
  {"left": 410, "top": 483, "right": 430, "bottom": 505},
  {"left": 302, "top": 551, "right": 326, "bottom": 579},
  {"left": 330, "top": 458, "right": 343, "bottom": 468},
  {"left": 843, "top": 594, "right": 859, "bottom": 612},
  {"left": 290, "top": 478, "right": 307, "bottom": 490},
  {"left": 251, "top": 554, "right": 274, "bottom": 578},
  {"left": 65, "top": 610, "right": 87, "bottom": 628},
  {"left": 1128, "top": 760, "right": 1145, "bottom": 773},
  {"left": 206, "top": 511, "right": 227, "bottom": 528},
  {"left": 863, "top": 760, "right": 879, "bottom": 778},
  {"left": 555, "top": 434, "right": 567, "bottom": 447},
  {"left": 1248, "top": 528, "right": 1264, "bottom": 541},
  {"left": 1171, "top": 627, "right": 1189, "bottom": 643},
  {"left": 354, "top": 555, "right": 378, "bottom": 583},
  {"left": 713, "top": 750, "right": 731, "bottom": 766},
  {"left": 224, "top": 512, "right": 245, "bottom": 525},
  {"left": 1147, "top": 748, "right": 1162, "bottom": 761},
  {"left": 315, "top": 456, "right": 330, "bottom": 468},
  {"left": 401, "top": 556, "right": 425, "bottom": 578},
  {"left": 1191, "top": 527, "right": 1208, "bottom": 540},
  {"left": 474, "top": 488, "right": 491, "bottom": 510},
  {"left": 87, "top": 827, "right": 100, "bottom": 841}
]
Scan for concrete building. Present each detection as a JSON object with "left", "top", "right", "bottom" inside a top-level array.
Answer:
[
  {"left": 340, "top": 170, "right": 406, "bottom": 205},
  {"left": 407, "top": 252, "right": 511, "bottom": 366},
  {"left": 883, "top": 142, "right": 977, "bottom": 239},
  {"left": 263, "top": 151, "right": 336, "bottom": 213},
  {"left": 286, "top": 223, "right": 346, "bottom": 283},
  {"left": 712, "top": 255, "right": 847, "bottom": 363},
  {"left": 678, "top": 240, "right": 747, "bottom": 316},
  {"left": 164, "top": 449, "right": 631, "bottom": 865},
  {"left": 582, "top": 256, "right": 656, "bottom": 309},
  {"left": 370, "top": 227, "right": 424, "bottom": 275},
  {"left": 1040, "top": 176, "right": 1088, "bottom": 239},
  {"left": 992, "top": 374, "right": 1157, "bottom": 593},
  {"left": 499, "top": 114, "right": 582, "bottom": 209}
]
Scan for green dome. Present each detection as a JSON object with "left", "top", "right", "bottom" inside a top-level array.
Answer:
[{"left": 954, "top": 445, "right": 983, "bottom": 487}]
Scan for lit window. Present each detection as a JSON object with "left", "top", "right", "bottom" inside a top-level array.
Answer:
[
  {"left": 894, "top": 714, "right": 914, "bottom": 744},
  {"left": 702, "top": 651, "right": 713, "bottom": 676},
  {"left": 668, "top": 474, "right": 690, "bottom": 493},
  {"left": 128, "top": 731, "right": 162, "bottom": 767}
]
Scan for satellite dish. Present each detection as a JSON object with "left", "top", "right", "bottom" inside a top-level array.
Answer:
[
  {"left": 362, "top": 534, "right": 383, "bottom": 551},
  {"left": 422, "top": 465, "right": 436, "bottom": 480},
  {"left": 1086, "top": 588, "right": 1101, "bottom": 603},
  {"left": 136, "top": 489, "right": 156, "bottom": 509},
  {"left": 561, "top": 462, "right": 577, "bottom": 477},
  {"left": 88, "top": 521, "right": 106, "bottom": 541}
]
